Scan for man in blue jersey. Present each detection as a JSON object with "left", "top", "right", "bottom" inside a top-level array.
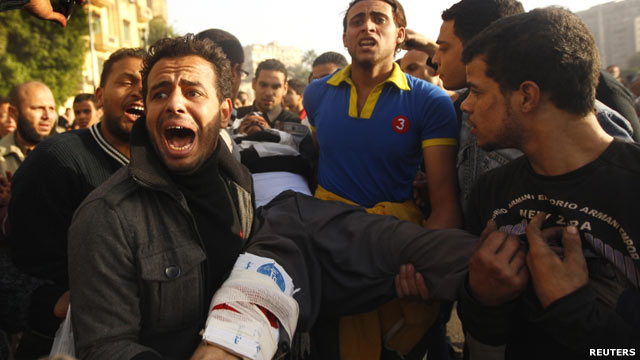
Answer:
[{"left": 303, "top": 0, "right": 462, "bottom": 358}]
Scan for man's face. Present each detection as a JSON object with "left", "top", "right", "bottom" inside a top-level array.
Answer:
[
  {"left": 343, "top": 0, "right": 405, "bottom": 68},
  {"left": 0, "top": 103, "right": 16, "bottom": 137},
  {"left": 400, "top": 50, "right": 438, "bottom": 84},
  {"left": 145, "top": 55, "right": 231, "bottom": 175},
  {"left": 461, "top": 57, "right": 521, "bottom": 151},
  {"left": 433, "top": 20, "right": 467, "bottom": 90},
  {"left": 283, "top": 88, "right": 302, "bottom": 111},
  {"left": 73, "top": 100, "right": 101, "bottom": 129},
  {"left": 252, "top": 70, "right": 287, "bottom": 112},
  {"left": 96, "top": 57, "right": 144, "bottom": 144},
  {"left": 12, "top": 83, "right": 57, "bottom": 145},
  {"left": 311, "top": 63, "right": 340, "bottom": 81}
]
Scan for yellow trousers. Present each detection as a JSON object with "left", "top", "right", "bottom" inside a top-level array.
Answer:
[{"left": 314, "top": 186, "right": 441, "bottom": 359}]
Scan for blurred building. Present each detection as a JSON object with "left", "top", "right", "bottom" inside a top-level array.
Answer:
[
  {"left": 80, "top": 0, "right": 168, "bottom": 93},
  {"left": 577, "top": 0, "right": 640, "bottom": 68},
  {"left": 240, "top": 42, "right": 303, "bottom": 98}
]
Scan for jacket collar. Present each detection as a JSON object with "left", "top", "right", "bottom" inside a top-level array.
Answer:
[
  {"left": 128, "top": 118, "right": 253, "bottom": 195},
  {"left": 326, "top": 63, "right": 410, "bottom": 91}
]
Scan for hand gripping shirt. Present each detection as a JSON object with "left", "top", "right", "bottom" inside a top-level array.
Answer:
[{"left": 304, "top": 64, "right": 458, "bottom": 207}]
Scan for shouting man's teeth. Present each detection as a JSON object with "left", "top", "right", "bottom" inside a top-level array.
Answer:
[
  {"left": 360, "top": 40, "right": 375, "bottom": 46},
  {"left": 165, "top": 126, "right": 195, "bottom": 151},
  {"left": 125, "top": 106, "right": 145, "bottom": 120}
]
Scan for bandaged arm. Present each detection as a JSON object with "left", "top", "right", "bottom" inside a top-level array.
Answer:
[{"left": 202, "top": 253, "right": 298, "bottom": 360}]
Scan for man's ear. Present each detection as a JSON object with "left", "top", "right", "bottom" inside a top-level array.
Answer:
[
  {"left": 220, "top": 98, "right": 232, "bottom": 128},
  {"left": 518, "top": 81, "right": 540, "bottom": 113},
  {"left": 251, "top": 77, "right": 257, "bottom": 91},
  {"left": 397, "top": 27, "right": 406, "bottom": 45},
  {"left": 343, "top": 32, "right": 347, "bottom": 48},
  {"left": 95, "top": 87, "right": 104, "bottom": 109}
]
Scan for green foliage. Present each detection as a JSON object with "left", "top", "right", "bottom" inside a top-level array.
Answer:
[
  {"left": 147, "top": 16, "right": 177, "bottom": 47},
  {"left": 0, "top": 5, "right": 89, "bottom": 105}
]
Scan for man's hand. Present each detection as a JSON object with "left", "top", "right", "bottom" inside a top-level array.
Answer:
[
  {"left": 237, "top": 114, "right": 270, "bottom": 135},
  {"left": 395, "top": 263, "right": 430, "bottom": 300},
  {"left": 24, "top": 0, "right": 73, "bottom": 27},
  {"left": 525, "top": 212, "right": 588, "bottom": 308},
  {"left": 468, "top": 220, "right": 529, "bottom": 306},
  {"left": 403, "top": 29, "right": 438, "bottom": 57},
  {"left": 53, "top": 290, "right": 70, "bottom": 319},
  {"left": 191, "top": 342, "right": 241, "bottom": 360},
  {"left": 0, "top": 170, "right": 13, "bottom": 206}
]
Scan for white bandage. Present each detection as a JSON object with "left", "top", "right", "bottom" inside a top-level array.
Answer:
[{"left": 203, "top": 253, "right": 299, "bottom": 360}]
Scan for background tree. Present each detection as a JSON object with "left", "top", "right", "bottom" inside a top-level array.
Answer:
[
  {"left": 147, "top": 16, "right": 178, "bottom": 47},
  {"left": 287, "top": 49, "right": 317, "bottom": 83},
  {"left": 0, "top": 5, "right": 88, "bottom": 105}
]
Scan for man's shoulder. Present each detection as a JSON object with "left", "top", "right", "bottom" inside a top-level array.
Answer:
[
  {"left": 601, "top": 140, "right": 640, "bottom": 175},
  {"left": 0, "top": 133, "right": 22, "bottom": 158},
  {"left": 76, "top": 165, "right": 137, "bottom": 211},
  {"left": 276, "top": 109, "right": 300, "bottom": 123}
]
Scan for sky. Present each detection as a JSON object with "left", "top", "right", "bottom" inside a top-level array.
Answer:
[{"left": 167, "top": 0, "right": 615, "bottom": 59}]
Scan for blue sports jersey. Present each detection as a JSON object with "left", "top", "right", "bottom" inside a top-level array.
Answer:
[{"left": 305, "top": 64, "right": 458, "bottom": 207}]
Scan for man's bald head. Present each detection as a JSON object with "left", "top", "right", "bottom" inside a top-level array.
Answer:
[{"left": 8, "top": 81, "right": 57, "bottom": 146}]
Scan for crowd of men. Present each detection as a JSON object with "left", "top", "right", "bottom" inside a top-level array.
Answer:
[{"left": 0, "top": 0, "right": 639, "bottom": 359}]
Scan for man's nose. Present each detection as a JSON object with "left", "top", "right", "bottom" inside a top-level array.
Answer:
[{"left": 166, "top": 89, "right": 186, "bottom": 114}]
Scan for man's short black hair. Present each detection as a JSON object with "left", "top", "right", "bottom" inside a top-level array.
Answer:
[
  {"left": 442, "top": 0, "right": 524, "bottom": 45},
  {"left": 255, "top": 59, "right": 288, "bottom": 81},
  {"left": 99, "top": 48, "right": 146, "bottom": 88},
  {"left": 141, "top": 34, "right": 232, "bottom": 104},
  {"left": 0, "top": 96, "right": 9, "bottom": 105},
  {"left": 287, "top": 79, "right": 306, "bottom": 95},
  {"left": 195, "top": 28, "right": 244, "bottom": 67},
  {"left": 343, "top": 0, "right": 407, "bottom": 52},
  {"left": 462, "top": 7, "right": 600, "bottom": 116},
  {"left": 312, "top": 51, "right": 348, "bottom": 69},
  {"left": 73, "top": 93, "right": 97, "bottom": 106}
]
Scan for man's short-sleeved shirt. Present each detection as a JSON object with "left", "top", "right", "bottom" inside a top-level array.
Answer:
[{"left": 304, "top": 64, "right": 458, "bottom": 207}]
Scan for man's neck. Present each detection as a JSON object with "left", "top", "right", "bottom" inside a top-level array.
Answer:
[
  {"left": 262, "top": 105, "right": 283, "bottom": 122},
  {"left": 15, "top": 132, "right": 36, "bottom": 154},
  {"left": 522, "top": 110, "right": 613, "bottom": 176},
  {"left": 99, "top": 123, "right": 130, "bottom": 159},
  {"left": 350, "top": 60, "right": 395, "bottom": 89}
]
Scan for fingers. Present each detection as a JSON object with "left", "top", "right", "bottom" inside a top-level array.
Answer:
[
  {"left": 415, "top": 272, "right": 430, "bottom": 300},
  {"left": 561, "top": 226, "right": 585, "bottom": 267},
  {"left": 395, "top": 264, "right": 429, "bottom": 300},
  {"left": 46, "top": 11, "right": 67, "bottom": 27},
  {"left": 5, "top": 170, "right": 12, "bottom": 181},
  {"left": 525, "top": 212, "right": 551, "bottom": 255},
  {"left": 480, "top": 219, "right": 498, "bottom": 241}
]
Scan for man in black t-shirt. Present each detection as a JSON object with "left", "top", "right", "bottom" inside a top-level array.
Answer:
[{"left": 453, "top": 7, "right": 640, "bottom": 359}]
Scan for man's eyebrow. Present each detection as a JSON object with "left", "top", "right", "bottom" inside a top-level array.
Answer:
[
  {"left": 349, "top": 12, "right": 365, "bottom": 21},
  {"left": 436, "top": 40, "right": 448, "bottom": 46},
  {"left": 179, "top": 79, "right": 204, "bottom": 88},
  {"left": 370, "top": 10, "right": 389, "bottom": 19},
  {"left": 149, "top": 80, "right": 173, "bottom": 92},
  {"left": 467, "top": 81, "right": 478, "bottom": 90}
]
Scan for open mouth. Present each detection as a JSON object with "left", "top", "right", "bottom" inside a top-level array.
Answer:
[
  {"left": 125, "top": 105, "right": 144, "bottom": 122},
  {"left": 359, "top": 39, "right": 376, "bottom": 48},
  {"left": 164, "top": 126, "right": 196, "bottom": 151}
]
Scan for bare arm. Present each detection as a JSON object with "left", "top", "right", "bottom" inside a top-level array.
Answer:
[{"left": 422, "top": 145, "right": 462, "bottom": 229}]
